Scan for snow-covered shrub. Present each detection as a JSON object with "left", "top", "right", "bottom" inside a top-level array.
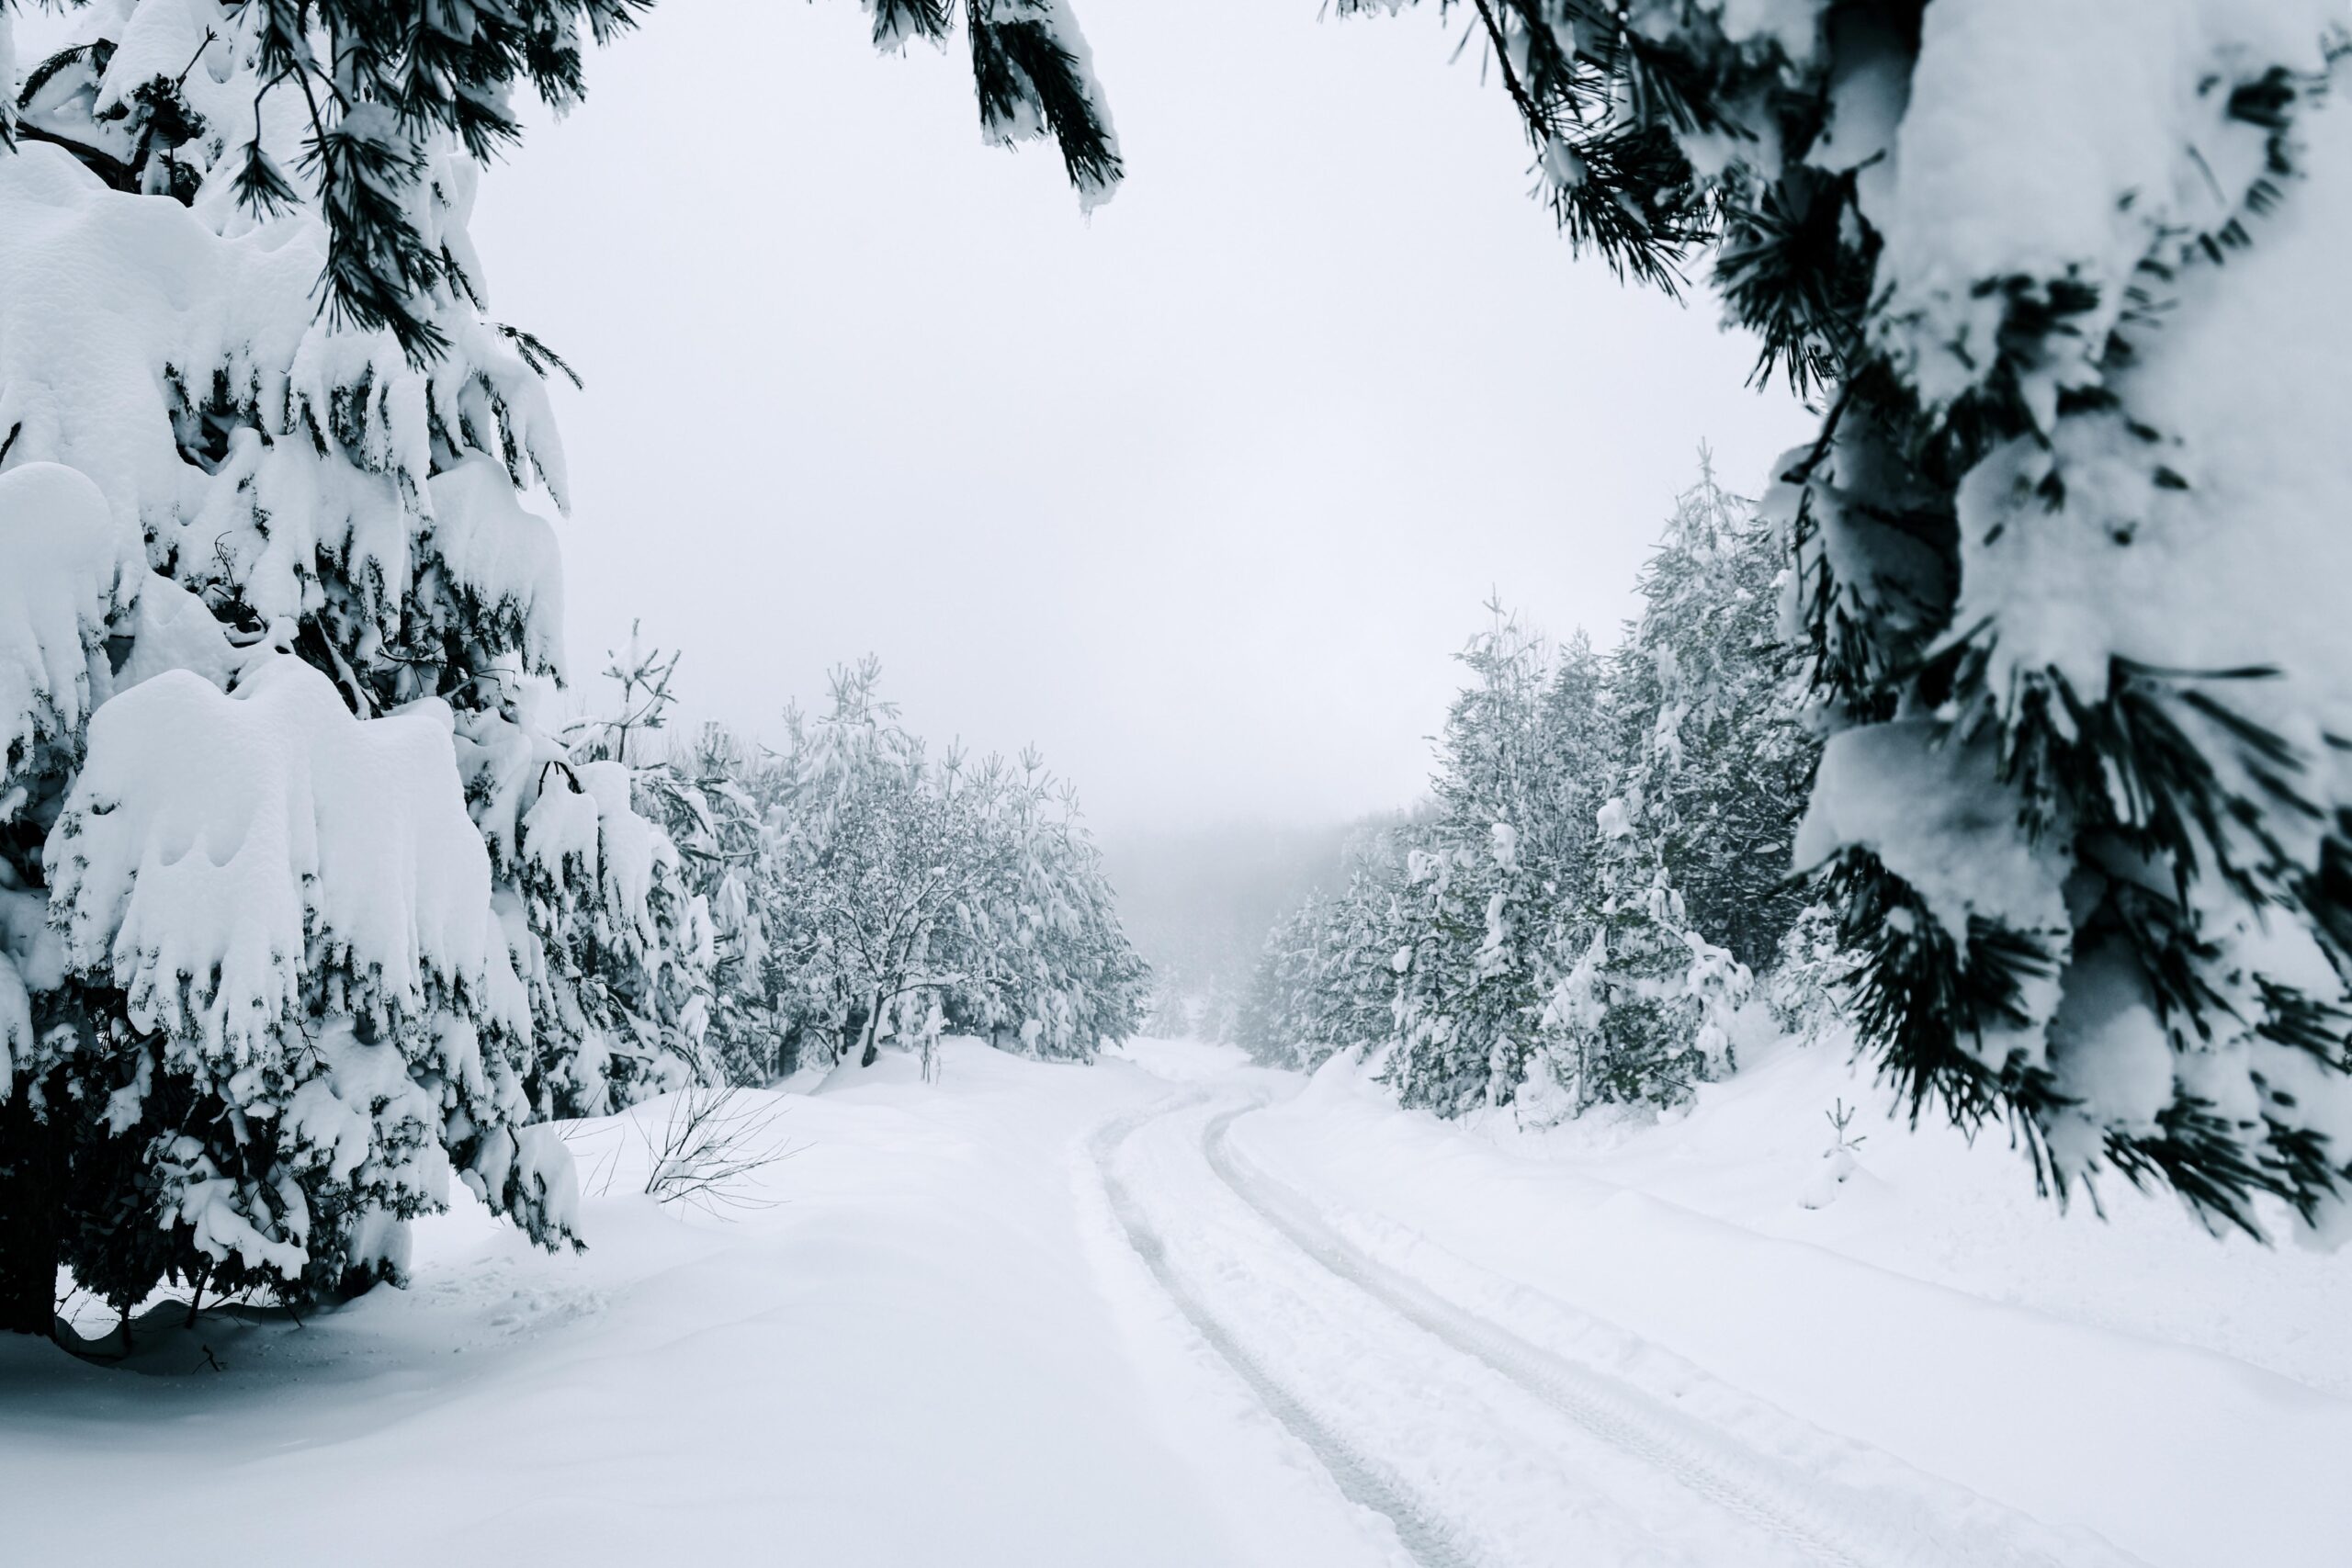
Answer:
[
  {"left": 1362, "top": 2, "right": 2352, "bottom": 1236},
  {"left": 632, "top": 1085, "right": 791, "bottom": 1216},
  {"left": 1799, "top": 1098, "right": 1870, "bottom": 1212}
]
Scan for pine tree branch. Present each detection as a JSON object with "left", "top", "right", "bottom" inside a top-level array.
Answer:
[{"left": 10, "top": 121, "right": 140, "bottom": 192}]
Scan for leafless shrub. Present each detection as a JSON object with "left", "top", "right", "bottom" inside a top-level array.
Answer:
[
  {"left": 557, "top": 1118, "right": 628, "bottom": 1200},
  {"left": 637, "top": 1085, "right": 797, "bottom": 1214}
]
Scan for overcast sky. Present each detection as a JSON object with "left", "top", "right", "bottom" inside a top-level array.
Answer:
[{"left": 472, "top": 0, "right": 1813, "bottom": 833}]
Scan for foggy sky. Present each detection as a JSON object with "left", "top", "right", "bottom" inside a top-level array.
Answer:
[{"left": 473, "top": 0, "right": 1813, "bottom": 833}]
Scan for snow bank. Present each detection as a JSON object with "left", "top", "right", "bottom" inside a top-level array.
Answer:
[
  {"left": 0, "top": 1041, "right": 1251, "bottom": 1565},
  {"left": 1243, "top": 1038, "right": 2352, "bottom": 1568}
]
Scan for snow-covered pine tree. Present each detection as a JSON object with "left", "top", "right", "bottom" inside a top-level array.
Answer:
[
  {"left": 1386, "top": 609, "right": 1563, "bottom": 1114},
  {"left": 1360, "top": 2, "right": 2352, "bottom": 1235},
  {"left": 1533, "top": 793, "right": 1746, "bottom": 1116},
  {"left": 530, "top": 627, "right": 720, "bottom": 1115},
  {"left": 1607, "top": 454, "right": 1813, "bottom": 971},
  {"left": 1244, "top": 831, "right": 1391, "bottom": 1067},
  {"left": 1, "top": 2, "right": 620, "bottom": 1327},
  {"left": 1519, "top": 463, "right": 1803, "bottom": 1118},
  {"left": 1, "top": 0, "right": 1127, "bottom": 1331},
  {"left": 1237, "top": 891, "right": 1335, "bottom": 1070},
  {"left": 653, "top": 721, "right": 781, "bottom": 1085},
  {"left": 1236, "top": 827, "right": 1411, "bottom": 1071},
  {"left": 1238, "top": 616, "right": 1621, "bottom": 1106},
  {"left": 1534, "top": 629, "right": 1611, "bottom": 902}
]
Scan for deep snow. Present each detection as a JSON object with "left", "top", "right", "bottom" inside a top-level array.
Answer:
[{"left": 2, "top": 1034, "right": 2345, "bottom": 1566}]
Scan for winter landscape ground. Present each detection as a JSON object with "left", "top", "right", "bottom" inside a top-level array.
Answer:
[{"left": 6, "top": 1033, "right": 2343, "bottom": 1568}]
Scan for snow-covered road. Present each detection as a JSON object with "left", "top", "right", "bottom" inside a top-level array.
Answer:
[
  {"left": 1096, "top": 1088, "right": 2142, "bottom": 1568},
  {"left": 4, "top": 1037, "right": 2345, "bottom": 1566}
]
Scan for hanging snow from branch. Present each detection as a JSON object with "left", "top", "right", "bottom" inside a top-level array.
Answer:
[
  {"left": 0, "top": 464, "right": 136, "bottom": 820},
  {"left": 47, "top": 655, "right": 521, "bottom": 1059}
]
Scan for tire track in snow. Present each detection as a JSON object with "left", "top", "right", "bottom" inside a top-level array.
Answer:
[
  {"left": 1091, "top": 1100, "right": 1482, "bottom": 1568},
  {"left": 1204, "top": 1107, "right": 2149, "bottom": 1568}
]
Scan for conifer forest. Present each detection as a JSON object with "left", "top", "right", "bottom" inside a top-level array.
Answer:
[{"left": 2, "top": 3, "right": 2347, "bottom": 1564}]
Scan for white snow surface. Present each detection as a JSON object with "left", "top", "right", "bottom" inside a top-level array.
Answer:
[{"left": 6, "top": 1035, "right": 2344, "bottom": 1565}]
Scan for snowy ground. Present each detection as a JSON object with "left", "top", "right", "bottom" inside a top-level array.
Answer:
[{"left": 3, "top": 1035, "right": 2346, "bottom": 1567}]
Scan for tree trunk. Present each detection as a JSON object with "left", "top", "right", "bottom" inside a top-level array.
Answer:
[
  {"left": 857, "top": 989, "right": 883, "bottom": 1068},
  {"left": 0, "top": 1095, "right": 65, "bottom": 1337}
]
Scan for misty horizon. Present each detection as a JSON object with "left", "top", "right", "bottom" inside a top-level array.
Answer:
[{"left": 469, "top": 0, "right": 1811, "bottom": 836}]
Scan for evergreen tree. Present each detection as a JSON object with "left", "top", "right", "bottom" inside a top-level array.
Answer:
[
  {"left": 0, "top": 0, "right": 1126, "bottom": 1333},
  {"left": 1236, "top": 891, "right": 1334, "bottom": 1070},
  {"left": 1238, "top": 481, "right": 1821, "bottom": 1123},
  {"left": 4, "top": 0, "right": 1120, "bottom": 359},
  {"left": 1531, "top": 794, "right": 1747, "bottom": 1117},
  {"left": 1606, "top": 456, "right": 1812, "bottom": 971},
  {"left": 1361, "top": 3, "right": 2352, "bottom": 1234},
  {"left": 653, "top": 722, "right": 782, "bottom": 1085},
  {"left": 1526, "top": 458, "right": 1792, "bottom": 1119},
  {"left": 1387, "top": 609, "right": 1565, "bottom": 1114},
  {"left": 1533, "top": 630, "right": 1611, "bottom": 900},
  {"left": 532, "top": 628, "right": 720, "bottom": 1115},
  {"left": 2, "top": 3, "right": 614, "bottom": 1325},
  {"left": 1237, "top": 828, "right": 1409, "bottom": 1072}
]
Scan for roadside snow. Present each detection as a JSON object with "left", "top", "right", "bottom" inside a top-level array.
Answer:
[
  {"left": 0, "top": 1043, "right": 1257, "bottom": 1565},
  {"left": 1239, "top": 1036, "right": 2352, "bottom": 1568}
]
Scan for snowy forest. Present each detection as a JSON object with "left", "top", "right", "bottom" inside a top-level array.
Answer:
[
  {"left": 1235, "top": 457, "right": 1824, "bottom": 1119},
  {"left": 4, "top": 1, "right": 2351, "bottom": 1565}
]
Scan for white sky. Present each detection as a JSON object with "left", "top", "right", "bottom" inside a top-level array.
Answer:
[{"left": 473, "top": 0, "right": 1814, "bottom": 832}]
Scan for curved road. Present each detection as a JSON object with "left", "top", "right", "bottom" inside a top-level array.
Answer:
[{"left": 1092, "top": 1090, "right": 2148, "bottom": 1568}]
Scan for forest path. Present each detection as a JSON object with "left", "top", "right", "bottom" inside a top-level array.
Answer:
[
  {"left": 1091, "top": 1084, "right": 2140, "bottom": 1568},
  {"left": 1204, "top": 1042, "right": 2352, "bottom": 1568}
]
